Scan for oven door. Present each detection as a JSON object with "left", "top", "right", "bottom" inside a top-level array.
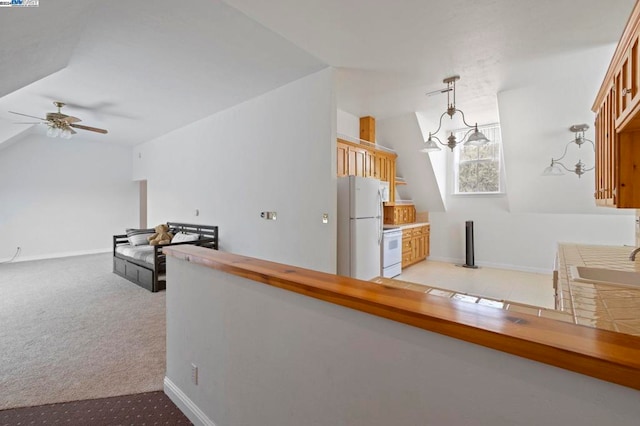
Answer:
[{"left": 382, "top": 230, "right": 402, "bottom": 268}]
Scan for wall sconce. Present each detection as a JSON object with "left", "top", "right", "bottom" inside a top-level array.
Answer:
[{"left": 542, "top": 124, "right": 594, "bottom": 178}]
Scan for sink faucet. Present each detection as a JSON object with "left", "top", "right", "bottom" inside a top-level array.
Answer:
[{"left": 630, "top": 247, "right": 640, "bottom": 261}]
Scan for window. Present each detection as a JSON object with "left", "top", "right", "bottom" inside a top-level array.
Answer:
[{"left": 453, "top": 124, "right": 503, "bottom": 194}]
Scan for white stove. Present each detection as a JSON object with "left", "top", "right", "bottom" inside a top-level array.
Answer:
[{"left": 382, "top": 227, "right": 402, "bottom": 278}]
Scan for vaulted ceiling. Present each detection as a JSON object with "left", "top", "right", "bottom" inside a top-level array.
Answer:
[
  {"left": 0, "top": 0, "right": 325, "bottom": 147},
  {"left": 0, "top": 0, "right": 635, "bottom": 147}
]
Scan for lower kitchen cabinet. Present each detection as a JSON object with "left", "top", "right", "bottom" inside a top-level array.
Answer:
[{"left": 402, "top": 224, "right": 430, "bottom": 268}]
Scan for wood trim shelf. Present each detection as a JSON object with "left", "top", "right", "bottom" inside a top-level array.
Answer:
[{"left": 164, "top": 245, "right": 640, "bottom": 392}]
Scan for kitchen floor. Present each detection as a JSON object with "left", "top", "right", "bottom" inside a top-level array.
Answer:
[{"left": 396, "top": 260, "right": 555, "bottom": 309}]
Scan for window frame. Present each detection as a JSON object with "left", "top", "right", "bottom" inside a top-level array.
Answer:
[{"left": 451, "top": 123, "right": 505, "bottom": 196}]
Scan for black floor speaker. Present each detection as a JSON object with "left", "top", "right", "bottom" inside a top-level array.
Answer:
[{"left": 462, "top": 220, "right": 478, "bottom": 269}]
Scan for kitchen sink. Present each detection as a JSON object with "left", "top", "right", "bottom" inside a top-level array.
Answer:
[{"left": 570, "top": 266, "right": 640, "bottom": 288}]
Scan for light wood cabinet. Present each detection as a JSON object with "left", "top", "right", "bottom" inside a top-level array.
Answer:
[
  {"left": 616, "top": 131, "right": 640, "bottom": 207},
  {"left": 376, "top": 151, "right": 396, "bottom": 204},
  {"left": 594, "top": 87, "right": 640, "bottom": 208},
  {"left": 383, "top": 204, "right": 416, "bottom": 225},
  {"left": 360, "top": 116, "right": 376, "bottom": 143},
  {"left": 636, "top": 209, "right": 640, "bottom": 246},
  {"left": 593, "top": 2, "right": 640, "bottom": 208},
  {"left": 614, "top": 36, "right": 640, "bottom": 128},
  {"left": 348, "top": 145, "right": 367, "bottom": 178},
  {"left": 364, "top": 149, "right": 376, "bottom": 178},
  {"left": 594, "top": 88, "right": 618, "bottom": 206},
  {"left": 401, "top": 224, "right": 430, "bottom": 268},
  {"left": 337, "top": 143, "right": 349, "bottom": 177},
  {"left": 336, "top": 138, "right": 397, "bottom": 204}
]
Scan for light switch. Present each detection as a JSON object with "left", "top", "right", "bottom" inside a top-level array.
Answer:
[
  {"left": 322, "top": 213, "right": 329, "bottom": 224},
  {"left": 260, "top": 211, "right": 277, "bottom": 220}
]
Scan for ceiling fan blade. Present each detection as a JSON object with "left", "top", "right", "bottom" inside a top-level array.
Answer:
[
  {"left": 70, "top": 128, "right": 77, "bottom": 134},
  {"left": 9, "top": 111, "right": 47, "bottom": 121},
  {"left": 69, "top": 123, "right": 108, "bottom": 134},
  {"left": 62, "top": 116, "right": 81, "bottom": 124},
  {"left": 13, "top": 121, "right": 43, "bottom": 124}
]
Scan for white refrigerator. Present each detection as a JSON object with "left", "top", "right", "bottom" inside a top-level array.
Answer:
[{"left": 337, "top": 176, "right": 383, "bottom": 280}]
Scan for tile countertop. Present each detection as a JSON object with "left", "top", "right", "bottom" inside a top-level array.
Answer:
[
  {"left": 556, "top": 243, "right": 640, "bottom": 336},
  {"left": 371, "top": 277, "right": 574, "bottom": 323}
]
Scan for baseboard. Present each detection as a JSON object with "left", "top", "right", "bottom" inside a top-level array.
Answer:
[
  {"left": 426, "top": 256, "right": 552, "bottom": 275},
  {"left": 164, "top": 377, "right": 216, "bottom": 426},
  {"left": 1, "top": 248, "right": 111, "bottom": 263}
]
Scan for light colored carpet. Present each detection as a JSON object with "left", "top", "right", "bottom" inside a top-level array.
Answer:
[{"left": 0, "top": 253, "right": 165, "bottom": 410}]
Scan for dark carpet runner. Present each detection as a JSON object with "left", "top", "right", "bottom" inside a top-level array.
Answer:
[{"left": 0, "top": 391, "right": 192, "bottom": 426}]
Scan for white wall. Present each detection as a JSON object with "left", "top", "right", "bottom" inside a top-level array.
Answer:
[
  {"left": 429, "top": 200, "right": 634, "bottom": 272},
  {"left": 0, "top": 131, "right": 137, "bottom": 261},
  {"left": 376, "top": 45, "right": 635, "bottom": 273},
  {"left": 378, "top": 113, "right": 446, "bottom": 212},
  {"left": 499, "top": 45, "right": 628, "bottom": 215},
  {"left": 336, "top": 109, "right": 359, "bottom": 139},
  {"left": 165, "top": 257, "right": 640, "bottom": 426},
  {"left": 133, "top": 68, "right": 336, "bottom": 273}
]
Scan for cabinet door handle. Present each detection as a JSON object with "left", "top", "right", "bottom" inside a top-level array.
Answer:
[{"left": 622, "top": 87, "right": 631, "bottom": 96}]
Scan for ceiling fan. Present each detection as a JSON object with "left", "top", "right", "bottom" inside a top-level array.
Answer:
[{"left": 9, "top": 101, "right": 109, "bottom": 139}]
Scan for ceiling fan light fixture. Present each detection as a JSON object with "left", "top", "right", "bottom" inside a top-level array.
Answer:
[
  {"left": 9, "top": 101, "right": 108, "bottom": 139},
  {"left": 46, "top": 125, "right": 61, "bottom": 138}
]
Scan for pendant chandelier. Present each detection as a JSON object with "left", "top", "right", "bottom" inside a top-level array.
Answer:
[
  {"left": 542, "top": 124, "right": 595, "bottom": 178},
  {"left": 420, "top": 75, "right": 490, "bottom": 152}
]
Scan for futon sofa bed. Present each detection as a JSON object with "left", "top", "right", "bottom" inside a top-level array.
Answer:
[{"left": 113, "top": 222, "right": 218, "bottom": 292}]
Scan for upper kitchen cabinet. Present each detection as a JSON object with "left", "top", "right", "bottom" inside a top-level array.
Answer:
[
  {"left": 336, "top": 138, "right": 397, "bottom": 204},
  {"left": 615, "top": 37, "right": 640, "bottom": 129},
  {"left": 594, "top": 90, "right": 617, "bottom": 206},
  {"left": 336, "top": 139, "right": 375, "bottom": 178},
  {"left": 376, "top": 151, "right": 396, "bottom": 204},
  {"left": 592, "top": 0, "right": 640, "bottom": 208}
]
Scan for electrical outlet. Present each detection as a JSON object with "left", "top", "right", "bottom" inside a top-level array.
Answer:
[{"left": 191, "top": 363, "right": 198, "bottom": 385}]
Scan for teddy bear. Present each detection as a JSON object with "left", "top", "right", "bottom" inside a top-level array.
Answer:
[{"left": 147, "top": 224, "right": 174, "bottom": 246}]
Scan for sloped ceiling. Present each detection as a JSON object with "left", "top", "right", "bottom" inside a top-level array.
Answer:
[
  {"left": 224, "top": 0, "right": 635, "bottom": 124},
  {"left": 221, "top": 0, "right": 635, "bottom": 216},
  {"left": 0, "top": 0, "right": 98, "bottom": 99},
  {"left": 0, "top": 0, "right": 635, "bottom": 149},
  {"left": 0, "top": 0, "right": 326, "bottom": 147}
]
